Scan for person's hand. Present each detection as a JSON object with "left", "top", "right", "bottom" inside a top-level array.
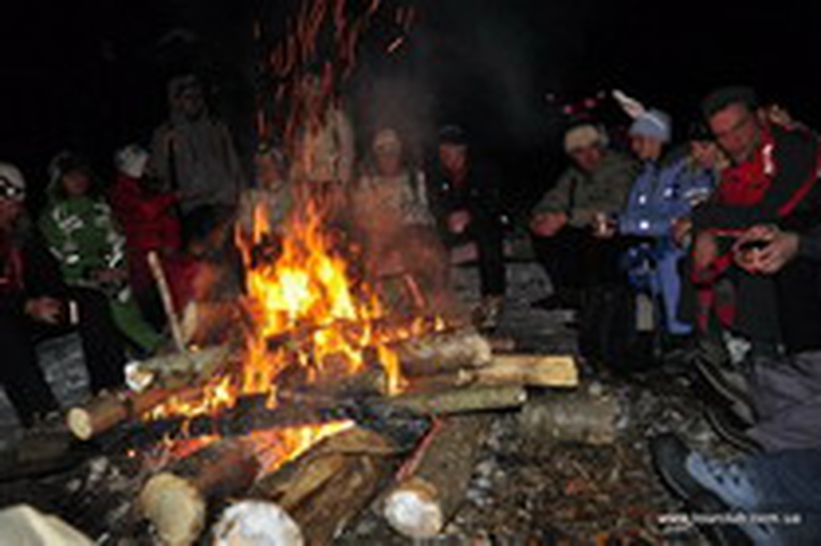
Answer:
[
  {"left": 734, "top": 225, "right": 799, "bottom": 275},
  {"left": 25, "top": 297, "right": 63, "bottom": 325},
  {"left": 592, "top": 212, "right": 617, "bottom": 239},
  {"left": 448, "top": 210, "right": 472, "bottom": 234},
  {"left": 672, "top": 218, "right": 693, "bottom": 246},
  {"left": 530, "top": 212, "right": 568, "bottom": 237},
  {"left": 761, "top": 105, "right": 796, "bottom": 129},
  {"left": 693, "top": 232, "right": 718, "bottom": 270}
]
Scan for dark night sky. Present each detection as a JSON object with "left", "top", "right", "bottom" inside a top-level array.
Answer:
[{"left": 1, "top": 0, "right": 820, "bottom": 213}]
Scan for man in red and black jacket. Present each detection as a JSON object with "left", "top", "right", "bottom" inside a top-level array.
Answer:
[
  {"left": 685, "top": 87, "right": 821, "bottom": 450},
  {"left": 689, "top": 87, "right": 820, "bottom": 343}
]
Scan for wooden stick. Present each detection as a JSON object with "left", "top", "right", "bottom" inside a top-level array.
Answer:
[
  {"left": 214, "top": 427, "right": 401, "bottom": 545},
  {"left": 383, "top": 415, "right": 491, "bottom": 538},
  {"left": 147, "top": 251, "right": 185, "bottom": 352},
  {"left": 138, "top": 438, "right": 261, "bottom": 546}
]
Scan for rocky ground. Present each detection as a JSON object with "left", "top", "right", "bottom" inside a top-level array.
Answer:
[{"left": 0, "top": 262, "right": 739, "bottom": 544}]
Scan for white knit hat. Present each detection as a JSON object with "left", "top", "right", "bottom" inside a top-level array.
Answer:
[{"left": 115, "top": 145, "right": 151, "bottom": 179}]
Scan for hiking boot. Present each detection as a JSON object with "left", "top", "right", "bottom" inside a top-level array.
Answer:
[
  {"left": 693, "top": 350, "right": 755, "bottom": 422},
  {"left": 704, "top": 406, "right": 762, "bottom": 454},
  {"left": 650, "top": 433, "right": 709, "bottom": 500},
  {"left": 650, "top": 434, "right": 753, "bottom": 546}
]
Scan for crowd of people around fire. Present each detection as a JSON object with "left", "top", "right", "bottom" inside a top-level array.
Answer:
[{"left": 1, "top": 73, "right": 820, "bottom": 542}]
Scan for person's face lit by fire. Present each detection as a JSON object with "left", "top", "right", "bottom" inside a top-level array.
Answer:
[
  {"left": 569, "top": 144, "right": 604, "bottom": 174},
  {"left": 439, "top": 144, "right": 468, "bottom": 176},
  {"left": 62, "top": 170, "right": 91, "bottom": 198},
  {"left": 376, "top": 150, "right": 403, "bottom": 178},
  {"left": 630, "top": 134, "right": 664, "bottom": 161},
  {"left": 708, "top": 103, "right": 761, "bottom": 164}
]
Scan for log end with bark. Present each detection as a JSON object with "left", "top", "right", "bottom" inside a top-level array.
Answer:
[
  {"left": 137, "top": 439, "right": 261, "bottom": 546},
  {"left": 382, "top": 477, "right": 443, "bottom": 538},
  {"left": 382, "top": 415, "right": 492, "bottom": 539}
]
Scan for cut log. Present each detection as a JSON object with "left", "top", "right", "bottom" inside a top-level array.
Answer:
[
  {"left": 518, "top": 387, "right": 622, "bottom": 446},
  {"left": 138, "top": 438, "right": 260, "bottom": 546},
  {"left": 408, "top": 354, "right": 578, "bottom": 391},
  {"left": 66, "top": 388, "right": 177, "bottom": 441},
  {"left": 214, "top": 427, "right": 402, "bottom": 546},
  {"left": 383, "top": 415, "right": 492, "bottom": 538},
  {"left": 385, "top": 385, "right": 527, "bottom": 415},
  {"left": 395, "top": 329, "right": 493, "bottom": 377}
]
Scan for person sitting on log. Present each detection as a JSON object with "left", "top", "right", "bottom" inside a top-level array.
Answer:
[
  {"left": 610, "top": 92, "right": 716, "bottom": 347},
  {"left": 0, "top": 162, "right": 126, "bottom": 426},
  {"left": 39, "top": 152, "right": 165, "bottom": 356},
  {"left": 426, "top": 125, "right": 506, "bottom": 326},
  {"left": 530, "top": 121, "right": 638, "bottom": 312}
]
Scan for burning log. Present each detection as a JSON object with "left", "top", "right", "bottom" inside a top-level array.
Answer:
[
  {"left": 382, "top": 415, "right": 492, "bottom": 538},
  {"left": 395, "top": 329, "right": 493, "bottom": 377},
  {"left": 213, "top": 427, "right": 403, "bottom": 545},
  {"left": 67, "top": 347, "right": 239, "bottom": 441},
  {"left": 67, "top": 388, "right": 181, "bottom": 442},
  {"left": 138, "top": 438, "right": 261, "bottom": 546},
  {"left": 408, "top": 354, "right": 579, "bottom": 392}
]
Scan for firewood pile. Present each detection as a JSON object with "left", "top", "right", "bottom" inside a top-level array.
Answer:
[{"left": 0, "top": 326, "right": 586, "bottom": 545}]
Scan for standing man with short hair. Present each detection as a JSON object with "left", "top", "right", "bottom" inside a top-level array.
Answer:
[{"left": 151, "top": 74, "right": 247, "bottom": 230}]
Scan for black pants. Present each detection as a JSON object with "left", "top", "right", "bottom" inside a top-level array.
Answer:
[
  {"left": 1, "top": 288, "right": 125, "bottom": 426},
  {"left": 0, "top": 311, "right": 58, "bottom": 427},
  {"left": 531, "top": 227, "right": 623, "bottom": 297},
  {"left": 449, "top": 223, "right": 506, "bottom": 298}
]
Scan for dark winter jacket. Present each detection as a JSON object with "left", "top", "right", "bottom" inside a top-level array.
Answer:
[
  {"left": 0, "top": 227, "right": 68, "bottom": 318},
  {"left": 426, "top": 158, "right": 503, "bottom": 246},
  {"left": 691, "top": 124, "right": 821, "bottom": 341}
]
